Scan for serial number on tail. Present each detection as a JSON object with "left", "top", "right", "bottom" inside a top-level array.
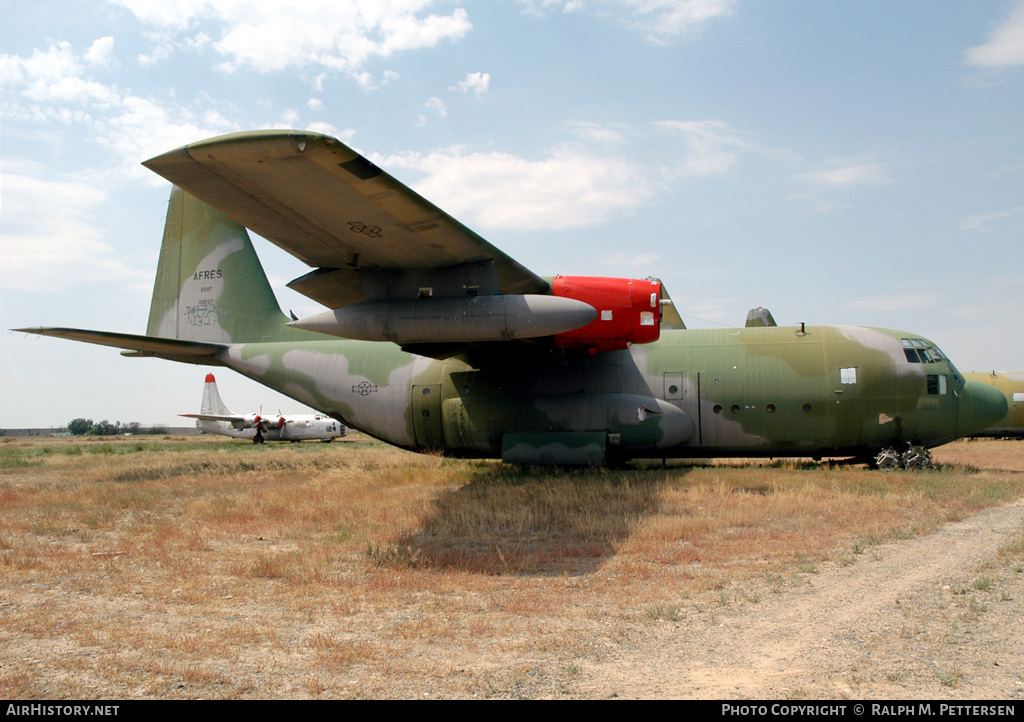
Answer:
[{"left": 185, "top": 301, "right": 225, "bottom": 326}]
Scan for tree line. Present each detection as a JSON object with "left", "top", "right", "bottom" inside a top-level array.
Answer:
[{"left": 66, "top": 419, "right": 169, "bottom": 436}]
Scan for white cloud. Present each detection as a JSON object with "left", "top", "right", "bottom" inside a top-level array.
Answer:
[
  {"left": 305, "top": 121, "right": 348, "bottom": 139},
  {"left": 351, "top": 69, "right": 400, "bottom": 90},
  {"left": 424, "top": 96, "right": 447, "bottom": 117},
  {"left": 568, "top": 121, "right": 634, "bottom": 145},
  {"left": 520, "top": 0, "right": 733, "bottom": 40},
  {"left": 959, "top": 206, "right": 1024, "bottom": 231},
  {"left": 655, "top": 120, "right": 750, "bottom": 176},
  {"left": 93, "top": 95, "right": 240, "bottom": 175},
  {"left": 378, "top": 147, "right": 656, "bottom": 230},
  {"left": 964, "top": 0, "right": 1024, "bottom": 68},
  {"left": 519, "top": 0, "right": 584, "bottom": 14},
  {"left": 2, "top": 41, "right": 120, "bottom": 106},
  {"left": 621, "top": 0, "right": 736, "bottom": 41},
  {"left": 370, "top": 119, "right": 750, "bottom": 231},
  {"left": 797, "top": 161, "right": 894, "bottom": 188},
  {"left": 0, "top": 174, "right": 143, "bottom": 291},
  {"left": 450, "top": 71, "right": 490, "bottom": 96},
  {"left": 112, "top": 0, "right": 212, "bottom": 31},
  {"left": 2, "top": 41, "right": 243, "bottom": 178},
  {"left": 111, "top": 0, "right": 472, "bottom": 79},
  {"left": 84, "top": 37, "right": 116, "bottom": 68}
]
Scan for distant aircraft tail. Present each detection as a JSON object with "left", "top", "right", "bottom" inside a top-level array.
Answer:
[
  {"left": 146, "top": 185, "right": 294, "bottom": 344},
  {"left": 200, "top": 373, "right": 234, "bottom": 416}
]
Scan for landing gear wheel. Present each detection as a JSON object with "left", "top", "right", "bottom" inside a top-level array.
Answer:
[
  {"left": 873, "top": 447, "right": 901, "bottom": 470},
  {"left": 873, "top": 444, "right": 932, "bottom": 470},
  {"left": 900, "top": 445, "right": 932, "bottom": 470}
]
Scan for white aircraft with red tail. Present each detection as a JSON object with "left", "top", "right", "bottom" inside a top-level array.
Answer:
[{"left": 181, "top": 374, "right": 346, "bottom": 443}]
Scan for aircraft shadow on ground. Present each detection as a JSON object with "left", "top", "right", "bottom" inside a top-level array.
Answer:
[{"left": 382, "top": 464, "right": 693, "bottom": 577}]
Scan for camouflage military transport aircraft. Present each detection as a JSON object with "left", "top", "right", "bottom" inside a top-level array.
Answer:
[
  {"left": 17, "top": 130, "right": 1008, "bottom": 467},
  {"left": 963, "top": 372, "right": 1024, "bottom": 438},
  {"left": 181, "top": 373, "right": 346, "bottom": 443}
]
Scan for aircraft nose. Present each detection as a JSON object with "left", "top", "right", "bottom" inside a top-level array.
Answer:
[{"left": 958, "top": 380, "right": 1008, "bottom": 438}]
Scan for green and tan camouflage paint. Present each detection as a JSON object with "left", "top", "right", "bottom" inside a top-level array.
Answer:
[
  {"left": 963, "top": 372, "right": 1024, "bottom": 437},
  {"left": 21, "top": 186, "right": 1008, "bottom": 465}
]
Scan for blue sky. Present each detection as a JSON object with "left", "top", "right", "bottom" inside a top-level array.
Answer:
[{"left": 2, "top": 0, "right": 1022, "bottom": 429}]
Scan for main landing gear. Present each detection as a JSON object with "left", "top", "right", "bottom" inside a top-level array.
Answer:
[{"left": 873, "top": 443, "right": 932, "bottom": 470}]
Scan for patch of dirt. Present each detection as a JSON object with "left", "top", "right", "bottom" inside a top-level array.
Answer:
[{"left": 578, "top": 498, "right": 1024, "bottom": 699}]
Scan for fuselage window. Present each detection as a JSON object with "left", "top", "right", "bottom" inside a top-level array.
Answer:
[{"left": 840, "top": 367, "right": 858, "bottom": 384}]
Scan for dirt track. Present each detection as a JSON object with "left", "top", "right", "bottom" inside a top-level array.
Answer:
[{"left": 579, "top": 497, "right": 1024, "bottom": 699}]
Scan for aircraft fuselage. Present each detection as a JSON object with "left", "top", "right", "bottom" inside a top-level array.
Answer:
[
  {"left": 195, "top": 416, "right": 344, "bottom": 442},
  {"left": 217, "top": 324, "right": 988, "bottom": 463}
]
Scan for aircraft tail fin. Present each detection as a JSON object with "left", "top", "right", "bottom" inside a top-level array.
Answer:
[
  {"left": 200, "top": 373, "right": 234, "bottom": 416},
  {"left": 146, "top": 186, "right": 294, "bottom": 344}
]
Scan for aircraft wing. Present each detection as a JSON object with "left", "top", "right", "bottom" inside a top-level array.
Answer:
[
  {"left": 142, "top": 130, "right": 550, "bottom": 309},
  {"left": 14, "top": 328, "right": 227, "bottom": 366},
  {"left": 179, "top": 412, "right": 249, "bottom": 429},
  {"left": 179, "top": 413, "right": 242, "bottom": 422}
]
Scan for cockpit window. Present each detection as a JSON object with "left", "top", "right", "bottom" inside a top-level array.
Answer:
[
  {"left": 902, "top": 338, "right": 946, "bottom": 364},
  {"left": 902, "top": 338, "right": 963, "bottom": 384}
]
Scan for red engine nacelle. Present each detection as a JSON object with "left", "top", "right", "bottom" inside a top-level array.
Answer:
[{"left": 551, "top": 276, "right": 663, "bottom": 352}]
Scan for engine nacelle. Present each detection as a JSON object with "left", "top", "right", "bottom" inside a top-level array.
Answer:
[{"left": 551, "top": 276, "right": 663, "bottom": 352}]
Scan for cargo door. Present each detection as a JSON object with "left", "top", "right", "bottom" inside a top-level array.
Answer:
[{"left": 412, "top": 384, "right": 444, "bottom": 448}]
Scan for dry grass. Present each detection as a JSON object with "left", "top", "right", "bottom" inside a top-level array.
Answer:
[{"left": 0, "top": 434, "right": 1021, "bottom": 699}]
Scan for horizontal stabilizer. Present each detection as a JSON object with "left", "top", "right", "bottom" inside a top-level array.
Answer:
[{"left": 15, "top": 327, "right": 227, "bottom": 366}]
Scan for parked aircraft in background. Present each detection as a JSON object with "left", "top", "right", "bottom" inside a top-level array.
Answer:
[
  {"left": 181, "top": 373, "right": 346, "bottom": 443},
  {"left": 963, "top": 372, "right": 1024, "bottom": 438},
  {"left": 17, "top": 130, "right": 1007, "bottom": 467}
]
